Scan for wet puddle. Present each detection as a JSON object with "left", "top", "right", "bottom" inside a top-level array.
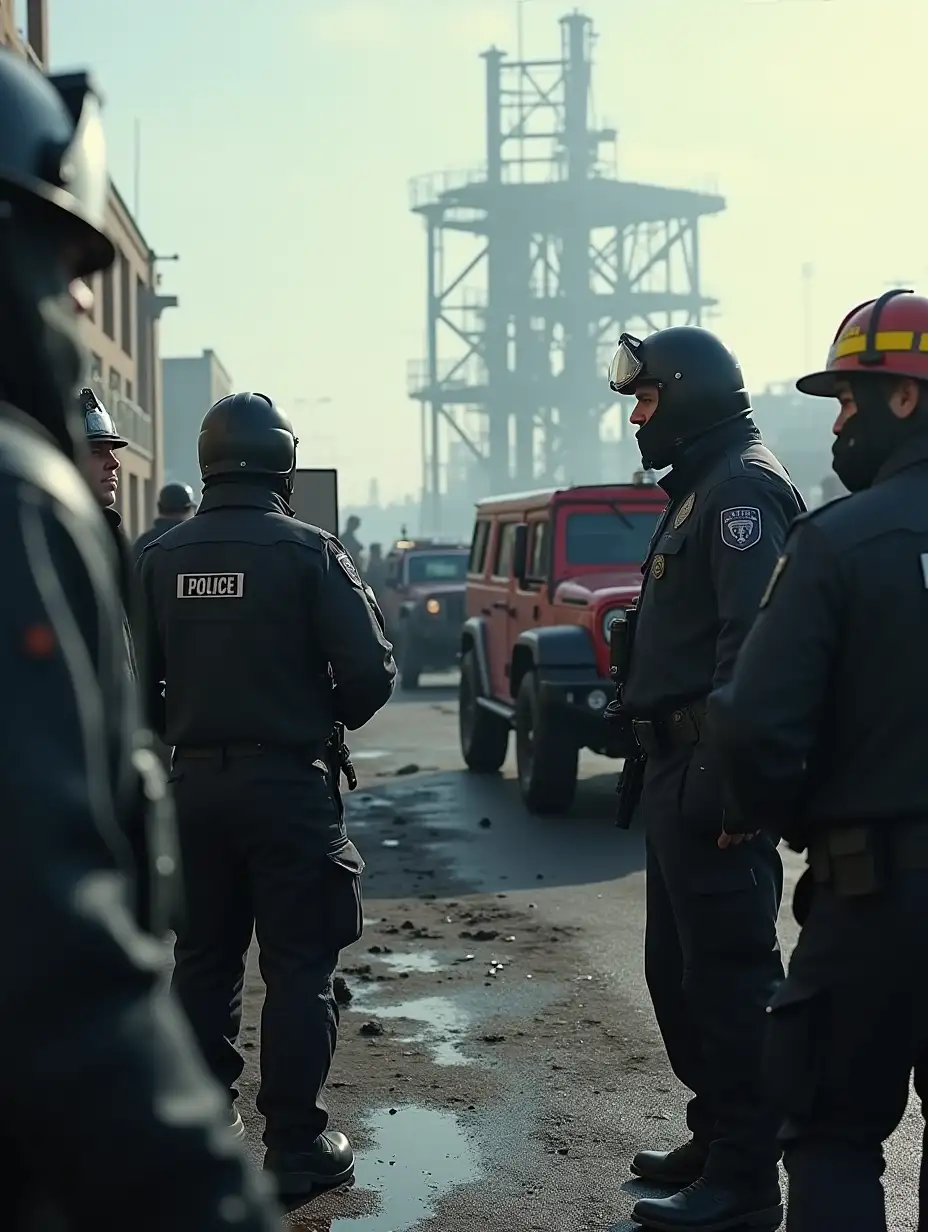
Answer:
[
  {"left": 351, "top": 750, "right": 390, "bottom": 761},
  {"left": 352, "top": 995, "right": 473, "bottom": 1066},
  {"left": 330, "top": 1106, "right": 480, "bottom": 1230},
  {"left": 377, "top": 951, "right": 444, "bottom": 975}
]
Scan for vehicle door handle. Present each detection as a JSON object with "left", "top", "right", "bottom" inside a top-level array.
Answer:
[
  {"left": 492, "top": 600, "right": 513, "bottom": 613},
  {"left": 481, "top": 606, "right": 492, "bottom": 616}
]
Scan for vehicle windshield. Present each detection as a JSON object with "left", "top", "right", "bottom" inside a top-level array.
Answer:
[
  {"left": 406, "top": 553, "right": 467, "bottom": 583},
  {"left": 564, "top": 510, "right": 660, "bottom": 566}
]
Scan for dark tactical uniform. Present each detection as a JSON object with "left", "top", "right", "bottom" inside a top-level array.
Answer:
[
  {"left": 607, "top": 327, "right": 804, "bottom": 1231},
  {"left": 0, "top": 51, "right": 278, "bottom": 1232},
  {"left": 138, "top": 391, "right": 396, "bottom": 1196},
  {"left": 134, "top": 481, "right": 196, "bottom": 560},
  {"left": 708, "top": 289, "right": 928, "bottom": 1231},
  {"left": 79, "top": 388, "right": 138, "bottom": 680}
]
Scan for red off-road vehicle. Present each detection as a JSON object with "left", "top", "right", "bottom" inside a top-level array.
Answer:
[{"left": 458, "top": 477, "right": 665, "bottom": 814}]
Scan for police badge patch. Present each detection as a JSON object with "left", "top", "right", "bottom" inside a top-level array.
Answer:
[
  {"left": 651, "top": 554, "right": 665, "bottom": 579},
  {"left": 720, "top": 506, "right": 762, "bottom": 551},
  {"left": 673, "top": 493, "right": 696, "bottom": 528}
]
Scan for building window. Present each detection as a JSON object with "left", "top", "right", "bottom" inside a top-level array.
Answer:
[
  {"left": 135, "top": 274, "right": 149, "bottom": 412},
  {"left": 109, "top": 367, "right": 122, "bottom": 395},
  {"left": 143, "top": 477, "right": 152, "bottom": 528},
  {"left": 125, "top": 378, "right": 133, "bottom": 401},
  {"left": 101, "top": 260, "right": 115, "bottom": 339},
  {"left": 89, "top": 352, "right": 103, "bottom": 383},
  {"left": 120, "top": 252, "right": 133, "bottom": 357}
]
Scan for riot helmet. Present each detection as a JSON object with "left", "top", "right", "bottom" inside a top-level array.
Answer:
[
  {"left": 0, "top": 51, "right": 114, "bottom": 455},
  {"left": 608, "top": 326, "right": 750, "bottom": 470},
  {"left": 158, "top": 481, "right": 195, "bottom": 514},
  {"left": 197, "top": 392, "right": 298, "bottom": 492},
  {"left": 80, "top": 387, "right": 127, "bottom": 448},
  {"left": 797, "top": 289, "right": 928, "bottom": 491}
]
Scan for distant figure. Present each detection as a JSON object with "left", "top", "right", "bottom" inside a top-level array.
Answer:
[
  {"left": 340, "top": 514, "right": 363, "bottom": 566},
  {"left": 364, "top": 542, "right": 387, "bottom": 592},
  {"left": 134, "top": 482, "right": 196, "bottom": 559}
]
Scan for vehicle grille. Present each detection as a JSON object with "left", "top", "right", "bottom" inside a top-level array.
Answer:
[{"left": 443, "top": 592, "right": 466, "bottom": 624}]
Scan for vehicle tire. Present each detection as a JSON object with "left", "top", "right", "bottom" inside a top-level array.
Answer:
[
  {"left": 459, "top": 649, "right": 509, "bottom": 772},
  {"left": 399, "top": 640, "right": 421, "bottom": 691},
  {"left": 515, "top": 672, "right": 579, "bottom": 815}
]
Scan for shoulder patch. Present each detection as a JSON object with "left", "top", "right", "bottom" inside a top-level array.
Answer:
[
  {"left": 327, "top": 538, "right": 362, "bottom": 586},
  {"left": 673, "top": 492, "right": 696, "bottom": 528},
  {"left": 720, "top": 506, "right": 762, "bottom": 551},
  {"left": 759, "top": 554, "right": 789, "bottom": 608}
]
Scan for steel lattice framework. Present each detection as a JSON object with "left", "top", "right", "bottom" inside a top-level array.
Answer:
[{"left": 408, "top": 12, "right": 725, "bottom": 530}]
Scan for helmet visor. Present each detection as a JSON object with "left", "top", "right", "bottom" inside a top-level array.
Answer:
[{"left": 608, "top": 334, "right": 645, "bottom": 392}]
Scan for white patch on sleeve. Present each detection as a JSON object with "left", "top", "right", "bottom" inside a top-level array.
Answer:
[
  {"left": 720, "top": 506, "right": 762, "bottom": 551},
  {"left": 921, "top": 554, "right": 928, "bottom": 588}
]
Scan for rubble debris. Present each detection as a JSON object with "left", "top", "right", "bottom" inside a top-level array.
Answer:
[
  {"left": 332, "top": 975, "right": 352, "bottom": 1005},
  {"left": 359, "top": 1020, "right": 385, "bottom": 1037}
]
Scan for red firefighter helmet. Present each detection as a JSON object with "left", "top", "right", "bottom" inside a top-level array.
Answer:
[{"left": 797, "top": 288, "right": 928, "bottom": 398}]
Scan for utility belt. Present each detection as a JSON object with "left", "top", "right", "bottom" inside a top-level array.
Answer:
[
  {"left": 174, "top": 742, "right": 322, "bottom": 763},
  {"left": 808, "top": 820, "right": 928, "bottom": 898},
  {"left": 174, "top": 733, "right": 358, "bottom": 792},
  {"left": 631, "top": 702, "right": 706, "bottom": 756}
]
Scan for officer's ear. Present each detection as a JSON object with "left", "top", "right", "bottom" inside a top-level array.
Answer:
[{"left": 889, "top": 377, "right": 921, "bottom": 420}]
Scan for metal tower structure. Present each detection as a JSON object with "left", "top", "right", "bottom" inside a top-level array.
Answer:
[{"left": 408, "top": 11, "right": 726, "bottom": 531}]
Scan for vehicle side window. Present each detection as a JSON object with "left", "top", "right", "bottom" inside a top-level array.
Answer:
[
  {"left": 468, "top": 519, "right": 490, "bottom": 575},
  {"left": 493, "top": 521, "right": 518, "bottom": 578},
  {"left": 527, "top": 520, "right": 550, "bottom": 580},
  {"left": 386, "top": 556, "right": 402, "bottom": 587}
]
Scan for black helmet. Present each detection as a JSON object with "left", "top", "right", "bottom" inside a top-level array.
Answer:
[
  {"left": 197, "top": 392, "right": 297, "bottom": 481},
  {"left": 158, "top": 481, "right": 195, "bottom": 513},
  {"left": 80, "top": 387, "right": 127, "bottom": 448},
  {"left": 608, "top": 326, "right": 750, "bottom": 470},
  {"left": 0, "top": 53, "right": 114, "bottom": 278},
  {"left": 0, "top": 53, "right": 114, "bottom": 456}
]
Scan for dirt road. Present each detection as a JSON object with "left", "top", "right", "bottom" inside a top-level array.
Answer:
[{"left": 236, "top": 674, "right": 922, "bottom": 1231}]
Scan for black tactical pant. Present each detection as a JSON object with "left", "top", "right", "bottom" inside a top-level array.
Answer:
[
  {"left": 168, "top": 750, "right": 364, "bottom": 1152},
  {"left": 639, "top": 744, "right": 784, "bottom": 1188},
  {"left": 768, "top": 868, "right": 928, "bottom": 1231}
]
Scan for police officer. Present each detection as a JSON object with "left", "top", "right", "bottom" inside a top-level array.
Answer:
[
  {"left": 137, "top": 391, "right": 396, "bottom": 1195},
  {"left": 707, "top": 289, "right": 928, "bottom": 1230},
  {"left": 606, "top": 326, "right": 804, "bottom": 1230},
  {"left": 134, "top": 480, "right": 196, "bottom": 558},
  {"left": 77, "top": 386, "right": 139, "bottom": 679},
  {"left": 0, "top": 49, "right": 278, "bottom": 1230}
]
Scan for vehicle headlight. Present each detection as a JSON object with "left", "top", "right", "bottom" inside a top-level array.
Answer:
[
  {"left": 587, "top": 689, "right": 608, "bottom": 711},
  {"left": 601, "top": 606, "right": 626, "bottom": 643},
  {"left": 426, "top": 598, "right": 441, "bottom": 615}
]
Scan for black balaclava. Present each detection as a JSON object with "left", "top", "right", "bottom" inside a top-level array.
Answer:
[{"left": 832, "top": 377, "right": 925, "bottom": 492}]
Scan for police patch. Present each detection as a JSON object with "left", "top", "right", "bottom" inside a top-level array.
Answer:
[
  {"left": 176, "top": 572, "right": 244, "bottom": 598},
  {"left": 720, "top": 507, "right": 762, "bottom": 551},
  {"left": 760, "top": 554, "right": 788, "bottom": 609},
  {"left": 651, "top": 554, "right": 665, "bottom": 579},
  {"left": 335, "top": 551, "right": 362, "bottom": 586},
  {"left": 673, "top": 493, "right": 696, "bottom": 528}
]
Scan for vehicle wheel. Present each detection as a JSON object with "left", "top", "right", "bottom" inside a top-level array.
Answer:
[
  {"left": 399, "top": 640, "right": 421, "bottom": 691},
  {"left": 459, "top": 650, "right": 509, "bottom": 772},
  {"left": 515, "top": 672, "right": 579, "bottom": 815}
]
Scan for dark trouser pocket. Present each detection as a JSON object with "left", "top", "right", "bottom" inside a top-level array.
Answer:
[
  {"left": 325, "top": 839, "right": 365, "bottom": 952},
  {"left": 764, "top": 978, "right": 823, "bottom": 1130}
]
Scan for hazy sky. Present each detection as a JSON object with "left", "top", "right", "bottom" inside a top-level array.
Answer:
[{"left": 46, "top": 0, "right": 926, "bottom": 504}]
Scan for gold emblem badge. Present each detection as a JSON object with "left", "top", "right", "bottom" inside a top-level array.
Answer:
[
  {"left": 651, "top": 554, "right": 665, "bottom": 579},
  {"left": 673, "top": 493, "right": 696, "bottom": 528}
]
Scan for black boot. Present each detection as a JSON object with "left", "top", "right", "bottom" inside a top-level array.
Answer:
[
  {"left": 631, "top": 1140, "right": 708, "bottom": 1186},
  {"left": 631, "top": 1177, "right": 783, "bottom": 1230},
  {"left": 263, "top": 1131, "right": 355, "bottom": 1195}
]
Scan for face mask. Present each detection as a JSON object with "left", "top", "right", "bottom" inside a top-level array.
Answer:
[{"left": 831, "top": 379, "right": 916, "bottom": 492}]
